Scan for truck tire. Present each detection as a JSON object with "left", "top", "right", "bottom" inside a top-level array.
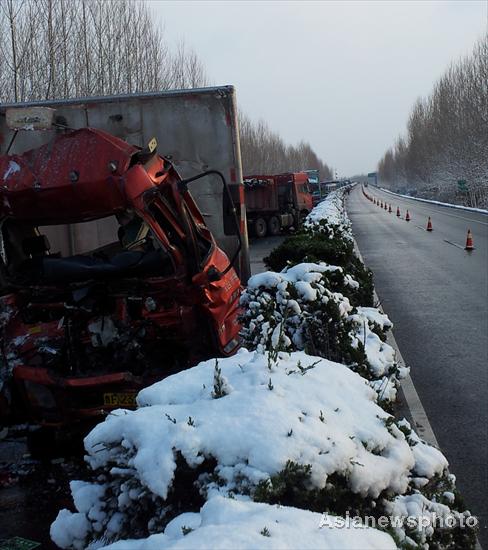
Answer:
[
  {"left": 267, "top": 216, "right": 281, "bottom": 236},
  {"left": 254, "top": 218, "right": 267, "bottom": 238}
]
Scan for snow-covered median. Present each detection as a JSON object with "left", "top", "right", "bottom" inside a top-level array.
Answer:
[
  {"left": 51, "top": 350, "right": 460, "bottom": 550},
  {"left": 240, "top": 262, "right": 407, "bottom": 405},
  {"left": 94, "top": 496, "right": 396, "bottom": 550},
  {"left": 50, "top": 187, "right": 477, "bottom": 550},
  {"left": 305, "top": 188, "right": 354, "bottom": 240}
]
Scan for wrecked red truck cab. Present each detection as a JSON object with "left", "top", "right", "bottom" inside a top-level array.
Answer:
[{"left": 0, "top": 128, "right": 241, "bottom": 428}]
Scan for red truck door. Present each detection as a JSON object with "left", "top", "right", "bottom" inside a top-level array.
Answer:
[{"left": 291, "top": 173, "right": 313, "bottom": 213}]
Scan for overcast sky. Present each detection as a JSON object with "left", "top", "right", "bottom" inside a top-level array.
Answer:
[{"left": 151, "top": 0, "right": 486, "bottom": 177}]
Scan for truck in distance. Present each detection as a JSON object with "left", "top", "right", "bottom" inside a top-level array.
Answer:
[{"left": 244, "top": 172, "right": 313, "bottom": 238}]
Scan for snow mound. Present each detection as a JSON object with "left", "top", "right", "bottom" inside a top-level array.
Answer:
[
  {"left": 96, "top": 496, "right": 397, "bottom": 550},
  {"left": 90, "top": 351, "right": 414, "bottom": 498},
  {"left": 51, "top": 350, "right": 446, "bottom": 548},
  {"left": 305, "top": 186, "right": 354, "bottom": 241},
  {"left": 241, "top": 262, "right": 405, "bottom": 402}
]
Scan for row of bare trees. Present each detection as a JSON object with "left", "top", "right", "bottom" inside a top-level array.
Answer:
[
  {"left": 378, "top": 34, "right": 488, "bottom": 208},
  {"left": 0, "top": 0, "right": 208, "bottom": 102},
  {"left": 239, "top": 112, "right": 332, "bottom": 178},
  {"left": 0, "top": 0, "right": 331, "bottom": 180}
]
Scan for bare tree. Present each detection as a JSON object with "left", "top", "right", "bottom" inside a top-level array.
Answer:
[
  {"left": 238, "top": 111, "right": 332, "bottom": 178},
  {"left": 0, "top": 0, "right": 208, "bottom": 102},
  {"left": 378, "top": 33, "right": 488, "bottom": 208}
]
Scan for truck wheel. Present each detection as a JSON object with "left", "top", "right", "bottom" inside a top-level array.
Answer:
[
  {"left": 267, "top": 216, "right": 281, "bottom": 236},
  {"left": 254, "top": 218, "right": 267, "bottom": 238}
]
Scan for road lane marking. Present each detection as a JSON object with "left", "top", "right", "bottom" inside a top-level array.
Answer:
[
  {"left": 352, "top": 190, "right": 485, "bottom": 550},
  {"left": 378, "top": 189, "right": 488, "bottom": 226},
  {"left": 351, "top": 237, "right": 440, "bottom": 447},
  {"left": 443, "top": 239, "right": 469, "bottom": 250}
]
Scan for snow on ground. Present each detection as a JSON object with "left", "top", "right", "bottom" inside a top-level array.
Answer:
[
  {"left": 379, "top": 187, "right": 488, "bottom": 215},
  {"left": 94, "top": 496, "right": 397, "bottom": 550},
  {"left": 241, "top": 261, "right": 406, "bottom": 403},
  {"left": 305, "top": 187, "right": 354, "bottom": 239},
  {"left": 51, "top": 349, "right": 449, "bottom": 549},
  {"left": 51, "top": 186, "right": 473, "bottom": 550},
  {"left": 90, "top": 351, "right": 415, "bottom": 498}
]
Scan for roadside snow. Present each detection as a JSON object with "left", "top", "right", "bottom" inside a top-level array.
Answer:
[
  {"left": 380, "top": 187, "right": 488, "bottom": 215},
  {"left": 91, "top": 350, "right": 414, "bottom": 498},
  {"left": 51, "top": 349, "right": 448, "bottom": 548},
  {"left": 242, "top": 261, "right": 405, "bottom": 400},
  {"left": 95, "top": 496, "right": 397, "bottom": 550},
  {"left": 305, "top": 188, "right": 354, "bottom": 240}
]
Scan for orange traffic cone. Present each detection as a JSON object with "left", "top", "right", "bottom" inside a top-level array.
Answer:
[
  {"left": 374, "top": 199, "right": 376, "bottom": 205},
  {"left": 380, "top": 201, "right": 383, "bottom": 208},
  {"left": 426, "top": 217, "right": 433, "bottom": 231},
  {"left": 465, "top": 229, "right": 474, "bottom": 250},
  {"left": 388, "top": 204, "right": 392, "bottom": 213},
  {"left": 396, "top": 207, "right": 400, "bottom": 217},
  {"left": 384, "top": 203, "right": 388, "bottom": 211},
  {"left": 405, "top": 210, "right": 411, "bottom": 222}
]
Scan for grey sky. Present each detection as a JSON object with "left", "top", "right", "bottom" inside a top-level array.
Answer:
[{"left": 151, "top": 0, "right": 486, "bottom": 177}]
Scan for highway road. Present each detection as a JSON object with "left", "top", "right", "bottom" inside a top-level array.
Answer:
[
  {"left": 249, "top": 236, "right": 286, "bottom": 275},
  {"left": 347, "top": 185, "right": 488, "bottom": 546}
]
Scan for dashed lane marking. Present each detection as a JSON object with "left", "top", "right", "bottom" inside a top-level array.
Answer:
[{"left": 443, "top": 239, "right": 469, "bottom": 250}]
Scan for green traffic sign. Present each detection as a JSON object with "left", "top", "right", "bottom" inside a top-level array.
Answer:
[{"left": 457, "top": 179, "right": 467, "bottom": 191}]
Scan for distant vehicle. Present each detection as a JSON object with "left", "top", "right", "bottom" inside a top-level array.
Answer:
[
  {"left": 244, "top": 172, "right": 313, "bottom": 237},
  {"left": 311, "top": 190, "right": 323, "bottom": 206}
]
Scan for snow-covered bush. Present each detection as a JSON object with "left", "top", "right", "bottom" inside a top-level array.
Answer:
[
  {"left": 50, "top": 351, "right": 475, "bottom": 550},
  {"left": 95, "top": 496, "right": 398, "bottom": 550},
  {"left": 239, "top": 263, "right": 407, "bottom": 405},
  {"left": 265, "top": 189, "right": 374, "bottom": 307},
  {"left": 50, "top": 187, "right": 477, "bottom": 550}
]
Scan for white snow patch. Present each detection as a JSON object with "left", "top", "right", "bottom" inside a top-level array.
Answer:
[
  {"left": 380, "top": 187, "right": 488, "bottom": 215},
  {"left": 95, "top": 496, "right": 397, "bottom": 550}
]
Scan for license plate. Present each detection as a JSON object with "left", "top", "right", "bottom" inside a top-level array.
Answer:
[{"left": 103, "top": 392, "right": 137, "bottom": 407}]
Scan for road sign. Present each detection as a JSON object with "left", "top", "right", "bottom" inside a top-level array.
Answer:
[{"left": 367, "top": 172, "right": 377, "bottom": 178}]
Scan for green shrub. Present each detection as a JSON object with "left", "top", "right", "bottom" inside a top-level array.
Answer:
[{"left": 264, "top": 230, "right": 373, "bottom": 307}]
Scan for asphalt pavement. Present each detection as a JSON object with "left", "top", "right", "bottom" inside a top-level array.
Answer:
[
  {"left": 249, "top": 236, "right": 286, "bottom": 275},
  {"left": 347, "top": 185, "right": 488, "bottom": 546}
]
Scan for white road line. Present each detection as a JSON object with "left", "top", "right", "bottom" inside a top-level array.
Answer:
[
  {"left": 376, "top": 190, "right": 488, "bottom": 226},
  {"left": 352, "top": 196, "right": 483, "bottom": 550},
  {"left": 379, "top": 188, "right": 488, "bottom": 225},
  {"left": 443, "top": 239, "right": 468, "bottom": 250},
  {"left": 352, "top": 238, "right": 440, "bottom": 447},
  {"left": 384, "top": 320, "right": 439, "bottom": 446}
]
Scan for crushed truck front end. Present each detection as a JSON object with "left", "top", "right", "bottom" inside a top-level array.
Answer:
[{"left": 0, "top": 128, "right": 241, "bottom": 428}]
